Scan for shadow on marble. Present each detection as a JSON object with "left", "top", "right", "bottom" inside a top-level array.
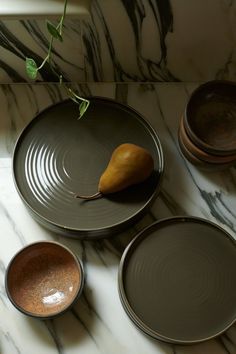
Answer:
[
  {"left": 24, "top": 279, "right": 236, "bottom": 354},
  {"left": 25, "top": 295, "right": 93, "bottom": 348},
  {"left": 115, "top": 319, "right": 236, "bottom": 354}
]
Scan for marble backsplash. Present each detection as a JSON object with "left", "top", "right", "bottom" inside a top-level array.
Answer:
[
  {"left": 0, "top": 19, "right": 85, "bottom": 82},
  {"left": 1, "top": 0, "right": 236, "bottom": 83}
]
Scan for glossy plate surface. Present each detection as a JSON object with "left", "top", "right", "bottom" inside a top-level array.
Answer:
[
  {"left": 13, "top": 98, "right": 164, "bottom": 238},
  {"left": 119, "top": 217, "right": 236, "bottom": 344}
]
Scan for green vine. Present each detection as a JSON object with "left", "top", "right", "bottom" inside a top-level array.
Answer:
[{"left": 25, "top": 0, "right": 90, "bottom": 119}]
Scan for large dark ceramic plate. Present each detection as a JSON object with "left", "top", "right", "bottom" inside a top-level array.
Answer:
[
  {"left": 118, "top": 217, "right": 236, "bottom": 344},
  {"left": 13, "top": 98, "right": 164, "bottom": 239}
]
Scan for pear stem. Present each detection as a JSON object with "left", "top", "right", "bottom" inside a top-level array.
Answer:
[{"left": 75, "top": 191, "right": 103, "bottom": 200}]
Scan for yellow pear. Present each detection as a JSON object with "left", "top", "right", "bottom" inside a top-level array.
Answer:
[{"left": 76, "top": 143, "right": 154, "bottom": 200}]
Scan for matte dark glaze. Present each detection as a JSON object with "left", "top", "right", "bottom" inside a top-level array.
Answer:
[
  {"left": 119, "top": 217, "right": 236, "bottom": 344},
  {"left": 13, "top": 98, "right": 164, "bottom": 239}
]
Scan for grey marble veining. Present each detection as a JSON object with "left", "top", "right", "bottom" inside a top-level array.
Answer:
[
  {"left": 0, "top": 82, "right": 235, "bottom": 354},
  {"left": 0, "top": 19, "right": 84, "bottom": 83},
  {"left": 82, "top": 0, "right": 236, "bottom": 82},
  {"left": 1, "top": 1, "right": 236, "bottom": 82}
]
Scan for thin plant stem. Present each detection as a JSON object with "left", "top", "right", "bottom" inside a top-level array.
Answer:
[{"left": 25, "top": 0, "right": 90, "bottom": 119}]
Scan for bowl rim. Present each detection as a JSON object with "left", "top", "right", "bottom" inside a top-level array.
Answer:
[
  {"left": 178, "top": 128, "right": 205, "bottom": 166},
  {"left": 5, "top": 240, "right": 85, "bottom": 319},
  {"left": 178, "top": 127, "right": 235, "bottom": 171},
  {"left": 183, "top": 80, "right": 236, "bottom": 156},
  {"left": 179, "top": 116, "right": 236, "bottom": 164}
]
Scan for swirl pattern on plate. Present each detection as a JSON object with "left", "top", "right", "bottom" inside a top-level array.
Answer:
[
  {"left": 13, "top": 98, "right": 164, "bottom": 237},
  {"left": 119, "top": 217, "right": 236, "bottom": 343}
]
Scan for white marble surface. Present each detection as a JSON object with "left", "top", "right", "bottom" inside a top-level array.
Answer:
[
  {"left": 2, "top": 1, "right": 236, "bottom": 83},
  {"left": 0, "top": 19, "right": 85, "bottom": 83},
  {"left": 83, "top": 0, "right": 236, "bottom": 82},
  {"left": 0, "top": 0, "right": 90, "bottom": 19},
  {"left": 0, "top": 82, "right": 236, "bottom": 354}
]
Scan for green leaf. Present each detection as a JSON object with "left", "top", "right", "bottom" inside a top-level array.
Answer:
[
  {"left": 46, "top": 21, "right": 63, "bottom": 42},
  {"left": 25, "top": 58, "right": 38, "bottom": 80},
  {"left": 79, "top": 101, "right": 89, "bottom": 119},
  {"left": 63, "top": 88, "right": 90, "bottom": 119}
]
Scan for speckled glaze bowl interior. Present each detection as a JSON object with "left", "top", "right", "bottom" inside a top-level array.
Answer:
[{"left": 5, "top": 241, "right": 84, "bottom": 319}]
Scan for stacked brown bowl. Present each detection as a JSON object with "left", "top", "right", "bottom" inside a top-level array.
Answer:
[{"left": 178, "top": 80, "right": 236, "bottom": 171}]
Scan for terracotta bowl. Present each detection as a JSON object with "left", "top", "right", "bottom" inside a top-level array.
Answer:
[
  {"left": 178, "top": 128, "right": 235, "bottom": 171},
  {"left": 179, "top": 116, "right": 236, "bottom": 164},
  {"left": 183, "top": 80, "right": 236, "bottom": 156},
  {"left": 5, "top": 241, "right": 84, "bottom": 319}
]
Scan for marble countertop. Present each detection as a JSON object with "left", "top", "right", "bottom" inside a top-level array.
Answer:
[
  {"left": 0, "top": 82, "right": 236, "bottom": 354},
  {"left": 0, "top": 0, "right": 90, "bottom": 19}
]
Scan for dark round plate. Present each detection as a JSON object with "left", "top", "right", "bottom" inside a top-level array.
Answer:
[
  {"left": 13, "top": 97, "right": 164, "bottom": 239},
  {"left": 118, "top": 217, "right": 236, "bottom": 344}
]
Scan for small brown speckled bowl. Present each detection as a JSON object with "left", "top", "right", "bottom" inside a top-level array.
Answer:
[{"left": 5, "top": 241, "right": 84, "bottom": 319}]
